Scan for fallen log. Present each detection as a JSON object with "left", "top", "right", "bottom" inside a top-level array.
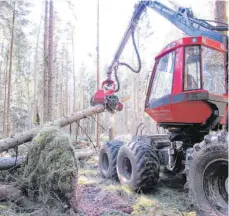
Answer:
[
  {"left": 0, "top": 156, "right": 24, "bottom": 170},
  {"left": 0, "top": 184, "right": 22, "bottom": 202},
  {"left": 75, "top": 149, "right": 96, "bottom": 158},
  {"left": 0, "top": 184, "right": 39, "bottom": 210},
  {"left": 0, "top": 148, "right": 96, "bottom": 170},
  {"left": 0, "top": 105, "right": 105, "bottom": 153}
]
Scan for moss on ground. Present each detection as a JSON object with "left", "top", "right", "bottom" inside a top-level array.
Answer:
[{"left": 20, "top": 126, "right": 78, "bottom": 204}]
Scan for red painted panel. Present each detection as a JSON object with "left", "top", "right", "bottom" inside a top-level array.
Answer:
[
  {"left": 172, "top": 47, "right": 184, "bottom": 94},
  {"left": 145, "top": 61, "right": 158, "bottom": 107},
  {"left": 145, "top": 101, "right": 212, "bottom": 124},
  {"left": 156, "top": 36, "right": 226, "bottom": 59},
  {"left": 220, "top": 104, "right": 228, "bottom": 125},
  {"left": 170, "top": 101, "right": 212, "bottom": 123},
  {"left": 201, "top": 37, "right": 227, "bottom": 52},
  {"left": 145, "top": 104, "right": 173, "bottom": 122}
]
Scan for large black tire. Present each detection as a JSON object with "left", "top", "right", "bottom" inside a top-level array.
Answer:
[
  {"left": 189, "top": 131, "right": 228, "bottom": 216},
  {"left": 99, "top": 140, "right": 123, "bottom": 179},
  {"left": 116, "top": 141, "right": 160, "bottom": 191}
]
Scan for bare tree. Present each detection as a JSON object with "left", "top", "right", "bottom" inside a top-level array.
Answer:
[
  {"left": 47, "top": 0, "right": 55, "bottom": 121},
  {"left": 43, "top": 0, "right": 49, "bottom": 122},
  {"left": 3, "top": 52, "right": 9, "bottom": 137},
  {"left": 33, "top": 7, "right": 43, "bottom": 126},
  {"left": 72, "top": 26, "right": 76, "bottom": 112},
  {"left": 6, "top": 2, "right": 16, "bottom": 136},
  {"left": 96, "top": 0, "right": 100, "bottom": 147}
]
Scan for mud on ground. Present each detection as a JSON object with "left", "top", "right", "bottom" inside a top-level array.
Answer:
[{"left": 76, "top": 156, "right": 196, "bottom": 216}]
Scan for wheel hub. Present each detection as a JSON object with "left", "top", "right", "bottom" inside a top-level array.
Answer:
[
  {"left": 203, "top": 159, "right": 228, "bottom": 215},
  {"left": 225, "top": 177, "right": 228, "bottom": 194},
  {"left": 102, "top": 153, "right": 109, "bottom": 171},
  {"left": 122, "top": 157, "right": 132, "bottom": 180}
]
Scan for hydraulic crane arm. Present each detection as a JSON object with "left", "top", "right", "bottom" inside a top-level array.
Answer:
[{"left": 106, "top": 0, "right": 228, "bottom": 80}]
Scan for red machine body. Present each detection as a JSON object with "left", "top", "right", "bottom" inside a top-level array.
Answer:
[
  {"left": 145, "top": 36, "right": 228, "bottom": 133},
  {"left": 92, "top": 80, "right": 116, "bottom": 103},
  {"left": 92, "top": 80, "right": 123, "bottom": 112}
]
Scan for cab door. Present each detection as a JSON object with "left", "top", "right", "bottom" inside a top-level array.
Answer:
[{"left": 145, "top": 51, "right": 176, "bottom": 123}]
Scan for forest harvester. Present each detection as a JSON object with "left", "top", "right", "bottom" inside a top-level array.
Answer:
[{"left": 91, "top": 1, "right": 228, "bottom": 215}]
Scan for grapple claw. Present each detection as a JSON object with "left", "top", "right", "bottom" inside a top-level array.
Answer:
[{"left": 91, "top": 79, "right": 123, "bottom": 112}]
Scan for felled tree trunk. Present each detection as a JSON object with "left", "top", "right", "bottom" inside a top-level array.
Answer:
[
  {"left": 0, "top": 156, "right": 24, "bottom": 170},
  {"left": 0, "top": 184, "right": 22, "bottom": 202},
  {"left": 0, "top": 105, "right": 105, "bottom": 153},
  {"left": 0, "top": 149, "right": 96, "bottom": 170}
]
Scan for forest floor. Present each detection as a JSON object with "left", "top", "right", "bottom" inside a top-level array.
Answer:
[
  {"left": 76, "top": 155, "right": 196, "bottom": 216},
  {"left": 0, "top": 139, "right": 196, "bottom": 216}
]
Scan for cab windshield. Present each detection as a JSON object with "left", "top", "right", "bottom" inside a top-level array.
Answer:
[{"left": 150, "top": 51, "right": 175, "bottom": 101}]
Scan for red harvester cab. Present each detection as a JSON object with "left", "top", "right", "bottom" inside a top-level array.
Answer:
[{"left": 145, "top": 36, "right": 228, "bottom": 142}]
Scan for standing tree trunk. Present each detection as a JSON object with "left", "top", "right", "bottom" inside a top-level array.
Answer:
[
  {"left": 6, "top": 2, "right": 16, "bottom": 136},
  {"left": 60, "top": 45, "right": 65, "bottom": 116},
  {"left": 72, "top": 27, "right": 76, "bottom": 112},
  {"left": 0, "top": 44, "right": 3, "bottom": 99},
  {"left": 214, "top": 0, "right": 228, "bottom": 27},
  {"left": 33, "top": 10, "right": 42, "bottom": 126},
  {"left": 96, "top": 0, "right": 100, "bottom": 147},
  {"left": 47, "top": 0, "right": 55, "bottom": 121},
  {"left": 214, "top": 0, "right": 228, "bottom": 84},
  {"left": 64, "top": 46, "right": 69, "bottom": 116},
  {"left": 43, "top": 0, "right": 49, "bottom": 122},
  {"left": 3, "top": 52, "right": 9, "bottom": 137}
]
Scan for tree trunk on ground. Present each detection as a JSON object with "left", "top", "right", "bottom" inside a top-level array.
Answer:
[
  {"left": 0, "top": 156, "right": 24, "bottom": 170},
  {"left": 47, "top": 0, "right": 55, "bottom": 121},
  {"left": 0, "top": 148, "right": 95, "bottom": 170},
  {"left": 43, "top": 0, "right": 49, "bottom": 122},
  {"left": 0, "top": 105, "right": 105, "bottom": 153},
  {"left": 0, "top": 184, "right": 35, "bottom": 209},
  {"left": 0, "top": 184, "right": 22, "bottom": 202},
  {"left": 6, "top": 2, "right": 16, "bottom": 136}
]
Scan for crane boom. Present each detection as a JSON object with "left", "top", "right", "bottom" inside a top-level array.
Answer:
[{"left": 106, "top": 0, "right": 228, "bottom": 79}]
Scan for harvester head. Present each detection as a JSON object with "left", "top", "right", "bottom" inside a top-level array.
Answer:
[{"left": 91, "top": 79, "right": 123, "bottom": 113}]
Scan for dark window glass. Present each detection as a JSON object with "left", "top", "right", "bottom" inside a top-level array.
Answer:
[
  {"left": 184, "top": 46, "right": 201, "bottom": 90},
  {"left": 202, "top": 46, "right": 225, "bottom": 94}
]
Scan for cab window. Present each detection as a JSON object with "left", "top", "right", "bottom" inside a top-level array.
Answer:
[
  {"left": 202, "top": 46, "right": 225, "bottom": 94},
  {"left": 184, "top": 46, "right": 201, "bottom": 90},
  {"left": 150, "top": 51, "right": 175, "bottom": 101}
]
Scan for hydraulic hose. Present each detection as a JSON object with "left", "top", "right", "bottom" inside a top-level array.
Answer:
[
  {"left": 114, "top": 29, "right": 142, "bottom": 92},
  {"left": 119, "top": 29, "right": 142, "bottom": 73}
]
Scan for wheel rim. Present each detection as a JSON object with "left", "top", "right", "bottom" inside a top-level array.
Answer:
[
  {"left": 225, "top": 178, "right": 228, "bottom": 194},
  {"left": 203, "top": 159, "right": 228, "bottom": 215},
  {"left": 102, "top": 153, "right": 109, "bottom": 171},
  {"left": 122, "top": 157, "right": 132, "bottom": 180}
]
